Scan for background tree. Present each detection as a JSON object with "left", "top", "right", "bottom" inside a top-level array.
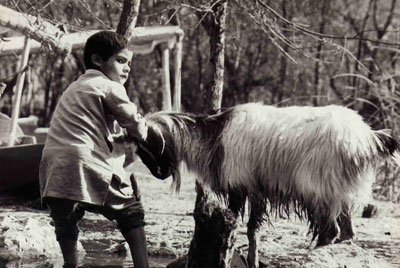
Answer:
[
  {"left": 0, "top": 0, "right": 399, "bottom": 207},
  {"left": 185, "top": 1, "right": 240, "bottom": 267}
]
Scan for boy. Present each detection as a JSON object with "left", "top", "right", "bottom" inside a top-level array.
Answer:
[{"left": 39, "top": 31, "right": 149, "bottom": 268}]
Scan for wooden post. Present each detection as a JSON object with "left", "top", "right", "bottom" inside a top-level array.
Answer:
[
  {"left": 161, "top": 43, "right": 172, "bottom": 111},
  {"left": 173, "top": 37, "right": 183, "bottom": 111},
  {"left": 0, "top": 83, "right": 5, "bottom": 97},
  {"left": 7, "top": 36, "right": 30, "bottom": 146}
]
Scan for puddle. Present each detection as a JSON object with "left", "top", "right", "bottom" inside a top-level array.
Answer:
[
  {"left": 0, "top": 235, "right": 175, "bottom": 268},
  {"left": 1, "top": 256, "right": 173, "bottom": 268}
]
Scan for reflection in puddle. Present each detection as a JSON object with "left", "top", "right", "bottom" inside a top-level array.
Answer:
[{"left": 1, "top": 256, "right": 173, "bottom": 268}]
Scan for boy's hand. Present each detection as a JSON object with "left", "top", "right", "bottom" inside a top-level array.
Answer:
[
  {"left": 129, "top": 173, "right": 141, "bottom": 201},
  {"left": 113, "top": 129, "right": 137, "bottom": 144},
  {"left": 132, "top": 114, "right": 148, "bottom": 141}
]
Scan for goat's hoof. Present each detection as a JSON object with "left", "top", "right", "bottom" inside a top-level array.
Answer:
[
  {"left": 334, "top": 237, "right": 354, "bottom": 245},
  {"left": 315, "top": 239, "right": 334, "bottom": 248}
]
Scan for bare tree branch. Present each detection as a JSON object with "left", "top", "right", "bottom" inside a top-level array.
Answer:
[
  {"left": 233, "top": 0, "right": 400, "bottom": 47},
  {"left": 116, "top": 0, "right": 141, "bottom": 40}
]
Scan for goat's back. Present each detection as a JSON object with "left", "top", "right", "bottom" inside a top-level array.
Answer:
[{"left": 219, "top": 103, "right": 379, "bottom": 219}]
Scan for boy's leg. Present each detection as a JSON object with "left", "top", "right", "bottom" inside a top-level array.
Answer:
[
  {"left": 46, "top": 198, "right": 84, "bottom": 267},
  {"left": 58, "top": 237, "right": 78, "bottom": 267},
  {"left": 116, "top": 203, "right": 148, "bottom": 268},
  {"left": 99, "top": 175, "right": 149, "bottom": 268},
  {"left": 121, "top": 226, "right": 149, "bottom": 268}
]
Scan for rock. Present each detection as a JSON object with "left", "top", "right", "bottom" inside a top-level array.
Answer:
[
  {"left": 160, "top": 240, "right": 172, "bottom": 248},
  {"left": 303, "top": 243, "right": 392, "bottom": 268},
  {"left": 148, "top": 246, "right": 177, "bottom": 258},
  {"left": 108, "top": 241, "right": 129, "bottom": 257},
  {"left": 231, "top": 250, "right": 248, "bottom": 268},
  {"left": 166, "top": 251, "right": 249, "bottom": 268},
  {"left": 0, "top": 213, "right": 84, "bottom": 261},
  {"left": 108, "top": 241, "right": 177, "bottom": 258},
  {"left": 167, "top": 255, "right": 187, "bottom": 268},
  {"left": 362, "top": 204, "right": 378, "bottom": 218}
]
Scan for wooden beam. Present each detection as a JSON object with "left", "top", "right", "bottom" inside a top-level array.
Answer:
[
  {"left": 161, "top": 43, "right": 172, "bottom": 111},
  {"left": 8, "top": 37, "right": 30, "bottom": 146},
  {"left": 0, "top": 4, "right": 70, "bottom": 55},
  {"left": 173, "top": 37, "right": 183, "bottom": 111},
  {"left": 0, "top": 26, "right": 184, "bottom": 56}
]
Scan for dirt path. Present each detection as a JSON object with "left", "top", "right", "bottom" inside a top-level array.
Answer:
[
  {"left": 0, "top": 160, "right": 399, "bottom": 268},
  {"left": 134, "top": 161, "right": 400, "bottom": 268}
]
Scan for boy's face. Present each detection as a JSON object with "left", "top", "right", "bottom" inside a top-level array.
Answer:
[{"left": 98, "top": 48, "right": 133, "bottom": 85}]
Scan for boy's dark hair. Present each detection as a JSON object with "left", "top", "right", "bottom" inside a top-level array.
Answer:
[{"left": 83, "top": 31, "right": 129, "bottom": 70}]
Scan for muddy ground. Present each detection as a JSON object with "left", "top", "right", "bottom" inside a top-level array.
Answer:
[{"left": 0, "top": 160, "right": 399, "bottom": 268}]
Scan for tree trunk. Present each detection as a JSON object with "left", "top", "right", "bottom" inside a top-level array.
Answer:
[
  {"left": 202, "top": 0, "right": 228, "bottom": 113},
  {"left": 115, "top": 0, "right": 142, "bottom": 198},
  {"left": 187, "top": 1, "right": 237, "bottom": 268},
  {"left": 116, "top": 0, "right": 141, "bottom": 40}
]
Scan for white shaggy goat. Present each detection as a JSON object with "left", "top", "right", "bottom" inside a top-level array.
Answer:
[{"left": 134, "top": 103, "right": 399, "bottom": 268}]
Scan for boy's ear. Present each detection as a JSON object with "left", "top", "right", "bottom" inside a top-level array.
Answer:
[{"left": 91, "top": 54, "right": 102, "bottom": 67}]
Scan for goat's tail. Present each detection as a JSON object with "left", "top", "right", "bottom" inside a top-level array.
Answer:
[{"left": 374, "top": 130, "right": 400, "bottom": 162}]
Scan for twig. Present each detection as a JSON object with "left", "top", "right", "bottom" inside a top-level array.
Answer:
[{"left": 254, "top": 0, "right": 400, "bottom": 47}]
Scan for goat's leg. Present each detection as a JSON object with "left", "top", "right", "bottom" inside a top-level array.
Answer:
[
  {"left": 247, "top": 224, "right": 259, "bottom": 268},
  {"left": 315, "top": 219, "right": 339, "bottom": 248},
  {"left": 336, "top": 205, "right": 354, "bottom": 243},
  {"left": 247, "top": 199, "right": 266, "bottom": 268}
]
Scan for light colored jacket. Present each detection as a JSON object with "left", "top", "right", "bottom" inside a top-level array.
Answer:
[{"left": 39, "top": 69, "right": 147, "bottom": 205}]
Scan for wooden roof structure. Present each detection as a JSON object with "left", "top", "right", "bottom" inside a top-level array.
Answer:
[
  {"left": 0, "top": 26, "right": 184, "bottom": 56},
  {"left": 0, "top": 23, "right": 183, "bottom": 146}
]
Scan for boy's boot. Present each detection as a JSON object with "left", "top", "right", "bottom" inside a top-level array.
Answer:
[
  {"left": 122, "top": 226, "right": 149, "bottom": 268},
  {"left": 58, "top": 237, "right": 79, "bottom": 268}
]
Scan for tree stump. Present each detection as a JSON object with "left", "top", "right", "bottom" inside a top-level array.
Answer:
[{"left": 187, "top": 183, "right": 238, "bottom": 268}]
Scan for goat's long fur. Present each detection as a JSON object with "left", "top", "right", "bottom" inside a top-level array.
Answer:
[{"left": 144, "top": 103, "right": 399, "bottom": 241}]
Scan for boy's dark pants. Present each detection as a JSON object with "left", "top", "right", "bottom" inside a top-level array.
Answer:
[
  {"left": 47, "top": 198, "right": 144, "bottom": 241},
  {"left": 45, "top": 175, "right": 148, "bottom": 267}
]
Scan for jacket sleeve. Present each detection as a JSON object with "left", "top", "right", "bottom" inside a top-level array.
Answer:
[{"left": 104, "top": 83, "right": 148, "bottom": 141}]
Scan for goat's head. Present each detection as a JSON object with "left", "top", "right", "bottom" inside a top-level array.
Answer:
[{"left": 135, "top": 122, "right": 181, "bottom": 191}]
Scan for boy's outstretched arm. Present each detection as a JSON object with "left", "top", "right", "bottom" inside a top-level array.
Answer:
[{"left": 103, "top": 83, "right": 148, "bottom": 141}]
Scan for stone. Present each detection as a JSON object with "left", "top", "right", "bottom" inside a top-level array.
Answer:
[
  {"left": 166, "top": 250, "right": 248, "bottom": 268},
  {"left": 231, "top": 250, "right": 248, "bottom": 268},
  {"left": 148, "top": 246, "right": 177, "bottom": 258},
  {"left": 0, "top": 213, "right": 84, "bottom": 261},
  {"left": 362, "top": 204, "right": 378, "bottom": 218},
  {"left": 167, "top": 255, "right": 187, "bottom": 268}
]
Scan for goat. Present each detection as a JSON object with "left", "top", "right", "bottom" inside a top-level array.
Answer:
[{"left": 134, "top": 103, "right": 399, "bottom": 268}]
